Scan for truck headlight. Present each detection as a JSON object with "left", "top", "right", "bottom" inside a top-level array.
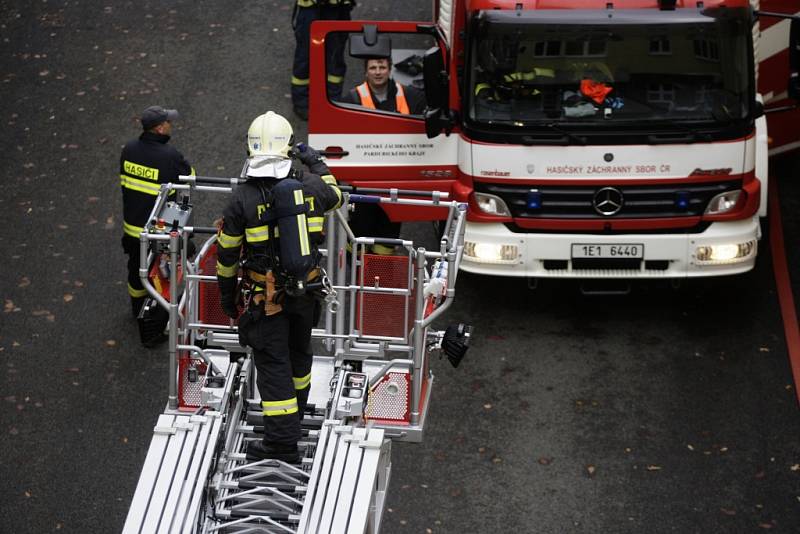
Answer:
[
  {"left": 474, "top": 192, "right": 512, "bottom": 217},
  {"left": 695, "top": 240, "right": 755, "bottom": 264},
  {"left": 464, "top": 241, "right": 518, "bottom": 263},
  {"left": 705, "top": 190, "right": 741, "bottom": 215}
]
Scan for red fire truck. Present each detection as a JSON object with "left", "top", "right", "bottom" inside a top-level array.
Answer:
[{"left": 308, "top": 0, "right": 799, "bottom": 279}]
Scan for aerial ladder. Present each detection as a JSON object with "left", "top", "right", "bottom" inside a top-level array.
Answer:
[{"left": 122, "top": 169, "right": 471, "bottom": 533}]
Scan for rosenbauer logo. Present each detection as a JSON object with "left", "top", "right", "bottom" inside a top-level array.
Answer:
[{"left": 480, "top": 169, "right": 511, "bottom": 177}]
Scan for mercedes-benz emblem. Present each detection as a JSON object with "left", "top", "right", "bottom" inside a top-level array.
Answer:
[{"left": 592, "top": 187, "right": 624, "bottom": 216}]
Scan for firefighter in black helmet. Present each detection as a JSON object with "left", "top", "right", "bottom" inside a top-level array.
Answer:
[
  {"left": 120, "top": 105, "right": 194, "bottom": 318},
  {"left": 216, "top": 111, "right": 342, "bottom": 463}
]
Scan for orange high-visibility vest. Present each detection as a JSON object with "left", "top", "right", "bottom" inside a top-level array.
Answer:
[{"left": 355, "top": 82, "right": 410, "bottom": 115}]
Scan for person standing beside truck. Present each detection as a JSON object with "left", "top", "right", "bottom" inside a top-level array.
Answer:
[
  {"left": 119, "top": 105, "right": 194, "bottom": 319},
  {"left": 291, "top": 0, "right": 354, "bottom": 121}
]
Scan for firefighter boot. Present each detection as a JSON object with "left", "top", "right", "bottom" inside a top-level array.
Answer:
[
  {"left": 246, "top": 441, "right": 300, "bottom": 464},
  {"left": 131, "top": 296, "right": 145, "bottom": 318}
]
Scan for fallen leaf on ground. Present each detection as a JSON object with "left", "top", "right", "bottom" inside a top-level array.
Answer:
[
  {"left": 63, "top": 294, "right": 73, "bottom": 302},
  {"left": 720, "top": 508, "right": 736, "bottom": 516},
  {"left": 646, "top": 465, "right": 662, "bottom": 471},
  {"left": 586, "top": 465, "right": 596, "bottom": 477},
  {"left": 18, "top": 277, "right": 30, "bottom": 288}
]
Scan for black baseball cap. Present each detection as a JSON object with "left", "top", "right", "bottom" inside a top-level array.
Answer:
[{"left": 140, "top": 105, "right": 179, "bottom": 129}]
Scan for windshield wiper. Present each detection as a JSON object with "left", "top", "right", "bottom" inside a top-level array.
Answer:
[
  {"left": 647, "top": 121, "right": 713, "bottom": 145},
  {"left": 522, "top": 123, "right": 587, "bottom": 145}
]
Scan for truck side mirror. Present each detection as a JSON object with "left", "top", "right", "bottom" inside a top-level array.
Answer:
[
  {"left": 789, "top": 19, "right": 800, "bottom": 100},
  {"left": 422, "top": 46, "right": 453, "bottom": 138}
]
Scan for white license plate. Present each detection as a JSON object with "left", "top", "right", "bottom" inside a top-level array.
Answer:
[{"left": 571, "top": 243, "right": 644, "bottom": 259}]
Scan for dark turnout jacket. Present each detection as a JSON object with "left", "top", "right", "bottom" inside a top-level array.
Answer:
[
  {"left": 216, "top": 159, "right": 342, "bottom": 281},
  {"left": 119, "top": 131, "right": 193, "bottom": 238}
]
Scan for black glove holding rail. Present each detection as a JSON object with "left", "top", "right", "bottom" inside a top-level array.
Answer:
[{"left": 293, "top": 143, "right": 322, "bottom": 167}]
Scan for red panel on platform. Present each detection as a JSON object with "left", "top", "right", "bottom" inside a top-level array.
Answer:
[
  {"left": 356, "top": 254, "right": 415, "bottom": 338},
  {"left": 198, "top": 244, "right": 235, "bottom": 326}
]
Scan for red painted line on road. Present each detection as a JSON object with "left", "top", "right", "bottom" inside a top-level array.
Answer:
[{"left": 768, "top": 176, "right": 800, "bottom": 407}]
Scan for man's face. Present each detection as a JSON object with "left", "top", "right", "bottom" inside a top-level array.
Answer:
[
  {"left": 365, "top": 59, "right": 390, "bottom": 91},
  {"left": 154, "top": 120, "right": 172, "bottom": 136}
]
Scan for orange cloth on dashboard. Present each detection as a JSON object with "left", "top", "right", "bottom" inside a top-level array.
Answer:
[{"left": 580, "top": 79, "right": 613, "bottom": 104}]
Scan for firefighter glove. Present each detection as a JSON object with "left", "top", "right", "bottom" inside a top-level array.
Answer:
[{"left": 295, "top": 143, "right": 322, "bottom": 167}]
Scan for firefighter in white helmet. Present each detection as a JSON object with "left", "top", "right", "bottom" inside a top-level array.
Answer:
[{"left": 216, "top": 111, "right": 342, "bottom": 463}]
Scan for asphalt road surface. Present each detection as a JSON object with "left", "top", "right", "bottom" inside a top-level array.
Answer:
[{"left": 1, "top": 1, "right": 798, "bottom": 533}]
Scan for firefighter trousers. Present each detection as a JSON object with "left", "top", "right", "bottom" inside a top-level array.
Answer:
[
  {"left": 291, "top": 4, "right": 351, "bottom": 112},
  {"left": 122, "top": 235, "right": 148, "bottom": 315},
  {"left": 238, "top": 292, "right": 319, "bottom": 447}
]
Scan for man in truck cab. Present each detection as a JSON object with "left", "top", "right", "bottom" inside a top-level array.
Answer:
[{"left": 339, "top": 56, "right": 426, "bottom": 115}]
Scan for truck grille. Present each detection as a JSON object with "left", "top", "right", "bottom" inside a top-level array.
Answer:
[{"left": 475, "top": 179, "right": 742, "bottom": 219}]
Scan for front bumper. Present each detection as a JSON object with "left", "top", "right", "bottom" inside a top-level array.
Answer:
[{"left": 460, "top": 217, "right": 761, "bottom": 278}]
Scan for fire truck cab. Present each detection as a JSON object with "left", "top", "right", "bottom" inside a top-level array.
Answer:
[{"left": 308, "top": 0, "right": 800, "bottom": 279}]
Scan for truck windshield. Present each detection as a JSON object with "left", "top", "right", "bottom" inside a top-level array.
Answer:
[{"left": 467, "top": 9, "right": 751, "bottom": 132}]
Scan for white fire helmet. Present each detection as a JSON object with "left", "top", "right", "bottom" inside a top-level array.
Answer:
[
  {"left": 247, "top": 111, "right": 293, "bottom": 158},
  {"left": 246, "top": 111, "right": 294, "bottom": 178}
]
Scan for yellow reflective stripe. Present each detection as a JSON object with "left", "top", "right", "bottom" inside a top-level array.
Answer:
[
  {"left": 297, "top": 214, "right": 310, "bottom": 255},
  {"left": 128, "top": 283, "right": 148, "bottom": 298},
  {"left": 123, "top": 220, "right": 143, "bottom": 238},
  {"left": 216, "top": 261, "right": 237, "bottom": 278},
  {"left": 245, "top": 225, "right": 270, "bottom": 243},
  {"left": 297, "top": 0, "right": 315, "bottom": 7},
  {"left": 293, "top": 190, "right": 311, "bottom": 254},
  {"left": 475, "top": 82, "right": 491, "bottom": 95},
  {"left": 291, "top": 76, "right": 310, "bottom": 86},
  {"left": 308, "top": 217, "right": 324, "bottom": 232},
  {"left": 293, "top": 373, "right": 312, "bottom": 390},
  {"left": 121, "top": 175, "right": 162, "bottom": 195},
  {"left": 320, "top": 175, "right": 342, "bottom": 206},
  {"left": 123, "top": 160, "right": 159, "bottom": 181},
  {"left": 262, "top": 398, "right": 298, "bottom": 416},
  {"left": 332, "top": 185, "right": 342, "bottom": 208},
  {"left": 327, "top": 74, "right": 343, "bottom": 84},
  {"left": 217, "top": 232, "right": 243, "bottom": 248},
  {"left": 503, "top": 70, "right": 555, "bottom": 83}
]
